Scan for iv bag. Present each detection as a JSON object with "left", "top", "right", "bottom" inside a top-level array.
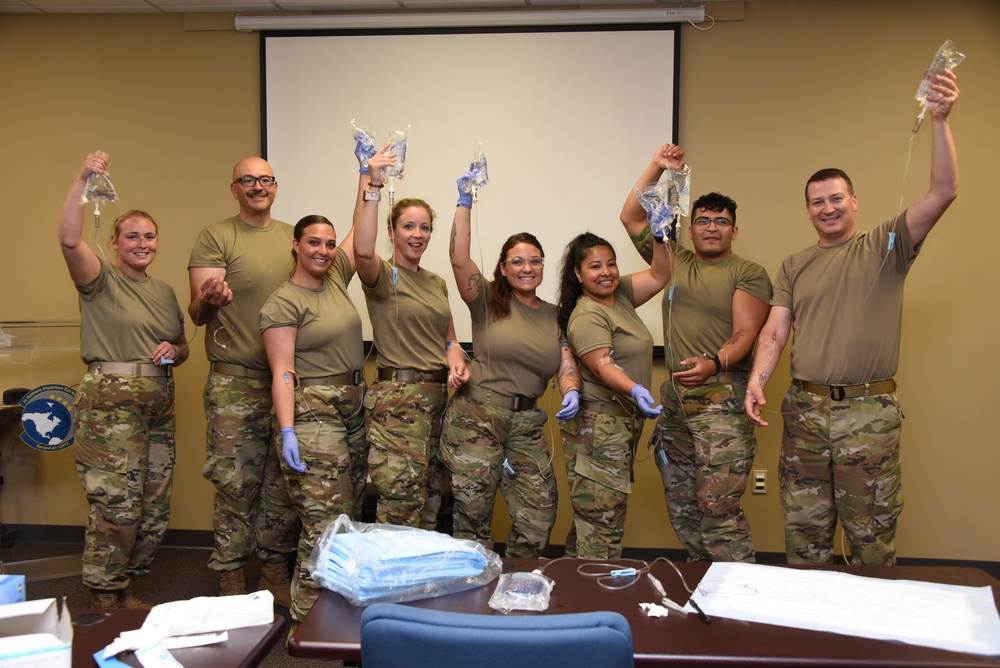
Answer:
[
  {"left": 85, "top": 171, "right": 118, "bottom": 205},
  {"left": 383, "top": 127, "right": 410, "bottom": 180},
  {"left": 460, "top": 144, "right": 490, "bottom": 194},
  {"left": 351, "top": 118, "right": 377, "bottom": 172},
  {"left": 666, "top": 164, "right": 691, "bottom": 217},
  {"left": 915, "top": 40, "right": 965, "bottom": 107},
  {"left": 636, "top": 178, "right": 674, "bottom": 239}
]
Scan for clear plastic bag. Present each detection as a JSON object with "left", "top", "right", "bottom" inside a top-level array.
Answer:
[
  {"left": 915, "top": 40, "right": 966, "bottom": 107},
  {"left": 383, "top": 126, "right": 410, "bottom": 180},
  {"left": 351, "top": 118, "right": 377, "bottom": 172},
  {"left": 635, "top": 180, "right": 674, "bottom": 238},
  {"left": 309, "top": 515, "right": 503, "bottom": 606},
  {"left": 84, "top": 151, "right": 118, "bottom": 206},
  {"left": 666, "top": 164, "right": 691, "bottom": 217},
  {"left": 488, "top": 571, "right": 555, "bottom": 614},
  {"left": 462, "top": 143, "right": 489, "bottom": 194}
]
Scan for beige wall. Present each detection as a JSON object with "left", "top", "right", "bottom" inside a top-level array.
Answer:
[{"left": 1, "top": 0, "right": 997, "bottom": 562}]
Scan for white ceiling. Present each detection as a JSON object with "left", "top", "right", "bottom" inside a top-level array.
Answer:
[{"left": 0, "top": 0, "right": 733, "bottom": 14}]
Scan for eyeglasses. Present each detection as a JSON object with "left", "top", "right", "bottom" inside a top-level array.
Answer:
[
  {"left": 233, "top": 175, "right": 277, "bottom": 188},
  {"left": 504, "top": 257, "right": 544, "bottom": 269},
  {"left": 692, "top": 217, "right": 733, "bottom": 228}
]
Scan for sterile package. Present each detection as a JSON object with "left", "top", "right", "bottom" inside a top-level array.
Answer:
[
  {"left": 488, "top": 571, "right": 555, "bottom": 614},
  {"left": 309, "top": 514, "right": 503, "bottom": 606},
  {"left": 915, "top": 40, "right": 966, "bottom": 107},
  {"left": 383, "top": 127, "right": 410, "bottom": 180}
]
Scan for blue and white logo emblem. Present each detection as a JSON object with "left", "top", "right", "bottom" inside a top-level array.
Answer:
[{"left": 19, "top": 384, "right": 76, "bottom": 452}]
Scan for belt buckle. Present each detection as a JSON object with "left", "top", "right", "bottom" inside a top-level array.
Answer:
[
  {"left": 830, "top": 386, "right": 846, "bottom": 401},
  {"left": 510, "top": 395, "right": 525, "bottom": 411}
]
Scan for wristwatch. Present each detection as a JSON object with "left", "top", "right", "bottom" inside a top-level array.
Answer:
[{"left": 363, "top": 189, "right": 381, "bottom": 201}]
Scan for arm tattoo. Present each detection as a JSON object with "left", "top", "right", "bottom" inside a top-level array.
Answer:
[{"left": 449, "top": 225, "right": 456, "bottom": 258}]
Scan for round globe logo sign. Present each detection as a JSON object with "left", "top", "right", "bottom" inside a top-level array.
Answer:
[{"left": 19, "top": 384, "right": 76, "bottom": 452}]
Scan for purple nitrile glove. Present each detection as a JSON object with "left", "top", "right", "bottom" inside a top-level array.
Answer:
[
  {"left": 280, "top": 426, "right": 307, "bottom": 473},
  {"left": 631, "top": 384, "right": 662, "bottom": 418},
  {"left": 556, "top": 389, "right": 580, "bottom": 421}
]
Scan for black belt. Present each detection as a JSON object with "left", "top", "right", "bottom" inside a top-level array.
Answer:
[
  {"left": 461, "top": 384, "right": 537, "bottom": 411},
  {"left": 794, "top": 378, "right": 896, "bottom": 401},
  {"left": 299, "top": 370, "right": 363, "bottom": 387},
  {"left": 211, "top": 362, "right": 271, "bottom": 381},
  {"left": 88, "top": 362, "right": 170, "bottom": 378},
  {"left": 376, "top": 367, "right": 449, "bottom": 384},
  {"left": 580, "top": 399, "right": 637, "bottom": 419}
]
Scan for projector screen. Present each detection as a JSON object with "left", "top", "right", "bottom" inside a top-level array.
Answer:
[{"left": 262, "top": 25, "right": 680, "bottom": 343}]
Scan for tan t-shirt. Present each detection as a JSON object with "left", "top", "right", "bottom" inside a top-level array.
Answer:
[
  {"left": 466, "top": 284, "right": 562, "bottom": 398},
  {"left": 772, "top": 212, "right": 919, "bottom": 384},
  {"left": 77, "top": 260, "right": 185, "bottom": 365},
  {"left": 363, "top": 259, "right": 449, "bottom": 371},
  {"left": 188, "top": 215, "right": 294, "bottom": 370},
  {"left": 663, "top": 244, "right": 772, "bottom": 373},
  {"left": 567, "top": 275, "right": 653, "bottom": 405},
  {"left": 259, "top": 250, "right": 362, "bottom": 378}
]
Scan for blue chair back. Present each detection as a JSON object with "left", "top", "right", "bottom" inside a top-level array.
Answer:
[{"left": 360, "top": 603, "right": 634, "bottom": 668}]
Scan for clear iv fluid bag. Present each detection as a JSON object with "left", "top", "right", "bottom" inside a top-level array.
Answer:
[
  {"left": 915, "top": 40, "right": 965, "bottom": 106},
  {"left": 463, "top": 144, "right": 489, "bottom": 194},
  {"left": 352, "top": 118, "right": 377, "bottom": 172},
  {"left": 384, "top": 128, "right": 409, "bottom": 180},
  {"left": 667, "top": 164, "right": 691, "bottom": 217},
  {"left": 85, "top": 172, "right": 118, "bottom": 204}
]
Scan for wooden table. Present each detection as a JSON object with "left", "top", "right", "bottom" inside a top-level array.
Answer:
[
  {"left": 289, "top": 558, "right": 1000, "bottom": 666},
  {"left": 70, "top": 607, "right": 285, "bottom": 668}
]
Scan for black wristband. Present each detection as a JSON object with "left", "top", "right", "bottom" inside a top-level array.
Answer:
[{"left": 711, "top": 354, "right": 722, "bottom": 375}]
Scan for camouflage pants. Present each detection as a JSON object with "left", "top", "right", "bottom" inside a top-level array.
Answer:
[
  {"left": 74, "top": 373, "right": 175, "bottom": 591},
  {"left": 560, "top": 408, "right": 643, "bottom": 560},
  {"left": 364, "top": 379, "right": 447, "bottom": 529},
  {"left": 780, "top": 384, "right": 904, "bottom": 565},
  {"left": 439, "top": 394, "right": 556, "bottom": 558},
  {"left": 202, "top": 373, "right": 299, "bottom": 571},
  {"left": 654, "top": 380, "right": 757, "bottom": 562},
  {"left": 283, "top": 383, "right": 365, "bottom": 623}
]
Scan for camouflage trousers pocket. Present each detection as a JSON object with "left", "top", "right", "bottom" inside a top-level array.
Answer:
[
  {"left": 574, "top": 452, "right": 631, "bottom": 495},
  {"left": 872, "top": 464, "right": 903, "bottom": 530}
]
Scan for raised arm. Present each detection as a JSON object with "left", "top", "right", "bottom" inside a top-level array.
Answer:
[
  {"left": 58, "top": 153, "right": 106, "bottom": 286},
  {"left": 353, "top": 144, "right": 394, "bottom": 288},
  {"left": 906, "top": 68, "right": 960, "bottom": 246},
  {"left": 673, "top": 290, "right": 770, "bottom": 388},
  {"left": 744, "top": 305, "right": 792, "bottom": 427},
  {"left": 449, "top": 168, "right": 483, "bottom": 305},
  {"left": 621, "top": 143, "right": 686, "bottom": 264},
  {"left": 629, "top": 234, "right": 673, "bottom": 307}
]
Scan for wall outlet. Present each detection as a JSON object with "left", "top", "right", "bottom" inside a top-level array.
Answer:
[{"left": 752, "top": 469, "right": 767, "bottom": 494}]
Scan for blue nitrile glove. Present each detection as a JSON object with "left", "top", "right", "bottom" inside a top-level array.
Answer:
[
  {"left": 354, "top": 134, "right": 377, "bottom": 175},
  {"left": 648, "top": 205, "right": 675, "bottom": 241},
  {"left": 456, "top": 163, "right": 476, "bottom": 208},
  {"left": 556, "top": 389, "right": 580, "bottom": 421},
  {"left": 631, "top": 384, "right": 662, "bottom": 418},
  {"left": 280, "top": 426, "right": 307, "bottom": 472}
]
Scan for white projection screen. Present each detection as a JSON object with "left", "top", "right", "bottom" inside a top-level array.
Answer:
[{"left": 262, "top": 26, "right": 680, "bottom": 343}]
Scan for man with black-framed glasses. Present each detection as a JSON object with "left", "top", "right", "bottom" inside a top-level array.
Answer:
[
  {"left": 186, "top": 156, "right": 299, "bottom": 605},
  {"left": 621, "top": 144, "right": 771, "bottom": 563}
]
